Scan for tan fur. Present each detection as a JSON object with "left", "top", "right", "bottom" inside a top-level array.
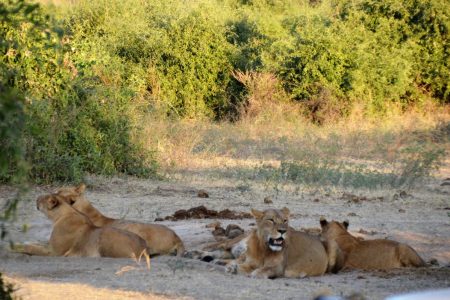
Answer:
[
  {"left": 180, "top": 233, "right": 249, "bottom": 263},
  {"left": 203, "top": 233, "right": 249, "bottom": 253},
  {"left": 17, "top": 194, "right": 148, "bottom": 258},
  {"left": 320, "top": 219, "right": 426, "bottom": 270},
  {"left": 56, "top": 184, "right": 185, "bottom": 256},
  {"left": 230, "top": 208, "right": 332, "bottom": 278}
]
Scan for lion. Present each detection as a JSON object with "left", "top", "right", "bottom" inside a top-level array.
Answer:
[
  {"left": 319, "top": 218, "right": 426, "bottom": 270},
  {"left": 228, "top": 208, "right": 338, "bottom": 279},
  {"left": 16, "top": 193, "right": 149, "bottom": 259},
  {"left": 56, "top": 184, "right": 185, "bottom": 256}
]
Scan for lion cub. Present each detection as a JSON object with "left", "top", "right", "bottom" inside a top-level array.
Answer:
[
  {"left": 229, "top": 208, "right": 332, "bottom": 278},
  {"left": 320, "top": 218, "right": 426, "bottom": 270},
  {"left": 19, "top": 194, "right": 149, "bottom": 258},
  {"left": 56, "top": 184, "right": 185, "bottom": 256}
]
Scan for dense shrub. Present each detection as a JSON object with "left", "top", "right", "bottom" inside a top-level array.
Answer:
[
  {"left": 1, "top": 0, "right": 157, "bottom": 183},
  {"left": 149, "top": 11, "right": 234, "bottom": 118},
  {"left": 0, "top": 0, "right": 448, "bottom": 183},
  {"left": 58, "top": 0, "right": 449, "bottom": 120}
]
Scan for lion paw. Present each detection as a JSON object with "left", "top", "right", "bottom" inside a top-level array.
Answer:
[
  {"left": 250, "top": 269, "right": 269, "bottom": 279},
  {"left": 225, "top": 261, "right": 238, "bottom": 274}
]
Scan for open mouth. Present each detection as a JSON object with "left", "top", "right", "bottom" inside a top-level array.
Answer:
[{"left": 268, "top": 237, "right": 285, "bottom": 249}]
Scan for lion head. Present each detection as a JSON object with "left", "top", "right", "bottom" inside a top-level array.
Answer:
[
  {"left": 55, "top": 183, "right": 94, "bottom": 213},
  {"left": 36, "top": 194, "right": 72, "bottom": 222},
  {"left": 251, "top": 207, "right": 290, "bottom": 252},
  {"left": 319, "top": 218, "right": 349, "bottom": 241}
]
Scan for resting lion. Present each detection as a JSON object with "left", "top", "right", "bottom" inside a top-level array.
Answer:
[
  {"left": 56, "top": 184, "right": 185, "bottom": 256},
  {"left": 320, "top": 218, "right": 426, "bottom": 270},
  {"left": 228, "top": 208, "right": 338, "bottom": 278},
  {"left": 17, "top": 193, "right": 149, "bottom": 258}
]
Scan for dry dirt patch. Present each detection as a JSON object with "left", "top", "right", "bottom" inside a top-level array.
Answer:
[{"left": 1, "top": 175, "right": 450, "bottom": 299}]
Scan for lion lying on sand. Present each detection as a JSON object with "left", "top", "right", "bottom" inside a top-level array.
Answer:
[
  {"left": 17, "top": 193, "right": 149, "bottom": 259},
  {"left": 227, "top": 208, "right": 340, "bottom": 278},
  {"left": 56, "top": 184, "right": 185, "bottom": 256},
  {"left": 320, "top": 218, "right": 426, "bottom": 270}
]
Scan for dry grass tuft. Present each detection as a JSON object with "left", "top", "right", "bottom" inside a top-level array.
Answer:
[{"left": 141, "top": 101, "right": 449, "bottom": 189}]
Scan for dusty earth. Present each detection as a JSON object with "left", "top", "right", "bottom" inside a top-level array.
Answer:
[{"left": 1, "top": 174, "right": 450, "bottom": 300}]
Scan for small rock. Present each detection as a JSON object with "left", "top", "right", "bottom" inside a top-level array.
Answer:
[
  {"left": 212, "top": 227, "right": 226, "bottom": 237},
  {"left": 198, "top": 190, "right": 209, "bottom": 198},
  {"left": 429, "top": 258, "right": 439, "bottom": 266},
  {"left": 154, "top": 217, "right": 164, "bottom": 222},
  {"left": 348, "top": 212, "right": 357, "bottom": 217},
  {"left": 398, "top": 209, "right": 406, "bottom": 213},
  {"left": 201, "top": 256, "right": 214, "bottom": 263},
  {"left": 206, "top": 221, "right": 221, "bottom": 229},
  {"left": 358, "top": 228, "right": 377, "bottom": 235},
  {"left": 264, "top": 196, "right": 273, "bottom": 204},
  {"left": 225, "top": 224, "right": 244, "bottom": 238},
  {"left": 359, "top": 228, "right": 369, "bottom": 234},
  {"left": 313, "top": 198, "right": 320, "bottom": 202},
  {"left": 399, "top": 190, "right": 408, "bottom": 198},
  {"left": 441, "top": 182, "right": 450, "bottom": 186}
]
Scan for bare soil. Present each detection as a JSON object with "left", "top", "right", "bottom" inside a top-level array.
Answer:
[{"left": 1, "top": 174, "right": 450, "bottom": 300}]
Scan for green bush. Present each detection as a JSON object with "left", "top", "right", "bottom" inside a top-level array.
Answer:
[
  {"left": 54, "top": 0, "right": 449, "bottom": 120},
  {"left": 356, "top": 0, "right": 450, "bottom": 103},
  {"left": 149, "top": 11, "right": 234, "bottom": 118},
  {"left": 1, "top": 0, "right": 157, "bottom": 183},
  {"left": 1, "top": 0, "right": 448, "bottom": 184}
]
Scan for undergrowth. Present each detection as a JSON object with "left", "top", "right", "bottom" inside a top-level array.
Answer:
[{"left": 149, "top": 113, "right": 449, "bottom": 190}]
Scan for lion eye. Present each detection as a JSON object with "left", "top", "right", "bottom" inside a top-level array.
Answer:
[
  {"left": 283, "top": 219, "right": 287, "bottom": 224},
  {"left": 267, "top": 219, "right": 274, "bottom": 223}
]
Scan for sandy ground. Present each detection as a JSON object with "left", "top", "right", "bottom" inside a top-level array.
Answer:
[{"left": 1, "top": 174, "right": 450, "bottom": 299}]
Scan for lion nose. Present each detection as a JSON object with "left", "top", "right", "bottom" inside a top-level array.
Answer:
[{"left": 278, "top": 229, "right": 286, "bottom": 235}]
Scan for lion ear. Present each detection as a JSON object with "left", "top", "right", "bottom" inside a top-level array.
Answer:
[
  {"left": 251, "top": 209, "right": 264, "bottom": 220},
  {"left": 75, "top": 183, "right": 86, "bottom": 195},
  {"left": 281, "top": 207, "right": 290, "bottom": 218},
  {"left": 47, "top": 196, "right": 60, "bottom": 210},
  {"left": 320, "top": 217, "right": 328, "bottom": 228},
  {"left": 343, "top": 220, "right": 349, "bottom": 229}
]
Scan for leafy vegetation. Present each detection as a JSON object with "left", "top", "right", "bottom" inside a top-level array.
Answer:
[
  {"left": 1, "top": 0, "right": 157, "bottom": 184},
  {"left": 0, "top": 272, "right": 14, "bottom": 300},
  {"left": 59, "top": 0, "right": 449, "bottom": 120},
  {"left": 0, "top": 0, "right": 448, "bottom": 185}
]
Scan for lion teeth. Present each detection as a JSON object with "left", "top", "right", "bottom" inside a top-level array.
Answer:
[{"left": 269, "top": 238, "right": 284, "bottom": 246}]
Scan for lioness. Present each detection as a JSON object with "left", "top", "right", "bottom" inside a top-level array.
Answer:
[
  {"left": 18, "top": 194, "right": 148, "bottom": 258},
  {"left": 56, "top": 184, "right": 185, "bottom": 256},
  {"left": 320, "top": 218, "right": 426, "bottom": 270},
  {"left": 229, "top": 208, "right": 334, "bottom": 278}
]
